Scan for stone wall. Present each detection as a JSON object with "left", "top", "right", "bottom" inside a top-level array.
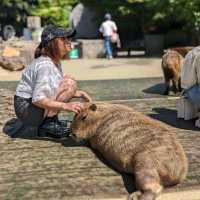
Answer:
[{"left": 78, "top": 39, "right": 104, "bottom": 58}]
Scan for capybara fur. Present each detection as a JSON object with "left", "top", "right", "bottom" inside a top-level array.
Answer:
[
  {"left": 171, "top": 47, "right": 193, "bottom": 57},
  {"left": 71, "top": 102, "right": 188, "bottom": 200},
  {"left": 161, "top": 50, "right": 184, "bottom": 95}
]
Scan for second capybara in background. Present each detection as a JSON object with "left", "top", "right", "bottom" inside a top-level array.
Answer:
[
  {"left": 71, "top": 102, "right": 188, "bottom": 200},
  {"left": 161, "top": 50, "right": 184, "bottom": 95},
  {"left": 171, "top": 46, "right": 193, "bottom": 57}
]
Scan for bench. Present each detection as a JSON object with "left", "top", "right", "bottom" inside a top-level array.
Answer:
[{"left": 115, "top": 39, "right": 145, "bottom": 57}]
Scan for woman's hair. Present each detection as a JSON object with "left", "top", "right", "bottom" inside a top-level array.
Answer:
[{"left": 34, "top": 38, "right": 60, "bottom": 60}]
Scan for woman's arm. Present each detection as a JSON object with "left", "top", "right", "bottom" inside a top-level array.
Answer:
[
  {"left": 74, "top": 90, "right": 92, "bottom": 102},
  {"left": 33, "top": 98, "right": 84, "bottom": 114}
]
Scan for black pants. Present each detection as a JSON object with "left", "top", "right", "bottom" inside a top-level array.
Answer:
[{"left": 14, "top": 95, "right": 45, "bottom": 127}]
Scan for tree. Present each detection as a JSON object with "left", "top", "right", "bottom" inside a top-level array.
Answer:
[
  {"left": 1, "top": 0, "right": 200, "bottom": 42},
  {"left": 31, "top": 0, "right": 78, "bottom": 27},
  {"left": 80, "top": 0, "right": 200, "bottom": 35},
  {"left": 0, "top": 0, "right": 33, "bottom": 35},
  {"left": 79, "top": 0, "right": 144, "bottom": 40}
]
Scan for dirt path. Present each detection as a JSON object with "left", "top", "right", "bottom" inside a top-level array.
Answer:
[{"left": 0, "top": 58, "right": 162, "bottom": 81}]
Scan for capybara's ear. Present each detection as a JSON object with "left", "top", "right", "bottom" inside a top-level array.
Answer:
[{"left": 89, "top": 104, "right": 97, "bottom": 111}]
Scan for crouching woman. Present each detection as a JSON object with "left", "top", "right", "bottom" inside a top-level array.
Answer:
[{"left": 13, "top": 25, "right": 91, "bottom": 138}]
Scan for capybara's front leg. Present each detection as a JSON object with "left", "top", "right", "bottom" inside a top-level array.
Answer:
[
  {"left": 163, "top": 79, "right": 170, "bottom": 95},
  {"left": 172, "top": 79, "right": 179, "bottom": 94},
  {"left": 127, "top": 191, "right": 141, "bottom": 200},
  {"left": 138, "top": 191, "right": 158, "bottom": 200},
  {"left": 128, "top": 189, "right": 160, "bottom": 200},
  {"left": 133, "top": 155, "right": 163, "bottom": 200}
]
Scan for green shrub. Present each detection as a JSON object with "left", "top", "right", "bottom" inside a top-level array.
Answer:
[{"left": 31, "top": 0, "right": 78, "bottom": 27}]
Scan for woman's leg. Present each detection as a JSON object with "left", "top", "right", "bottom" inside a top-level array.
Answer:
[
  {"left": 46, "top": 77, "right": 77, "bottom": 117},
  {"left": 56, "top": 77, "right": 77, "bottom": 102},
  {"left": 14, "top": 95, "right": 44, "bottom": 127}
]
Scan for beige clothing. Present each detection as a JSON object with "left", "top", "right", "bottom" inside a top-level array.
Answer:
[{"left": 181, "top": 46, "right": 200, "bottom": 89}]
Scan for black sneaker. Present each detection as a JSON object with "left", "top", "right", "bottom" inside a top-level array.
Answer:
[{"left": 38, "top": 116, "right": 72, "bottom": 138}]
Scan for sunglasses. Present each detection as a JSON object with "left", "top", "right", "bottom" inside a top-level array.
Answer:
[{"left": 62, "top": 38, "right": 71, "bottom": 45}]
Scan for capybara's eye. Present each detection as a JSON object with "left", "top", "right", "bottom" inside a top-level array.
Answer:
[
  {"left": 82, "top": 115, "right": 87, "bottom": 121},
  {"left": 89, "top": 104, "right": 97, "bottom": 111}
]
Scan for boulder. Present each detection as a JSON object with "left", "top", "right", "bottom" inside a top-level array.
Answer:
[
  {"left": 0, "top": 55, "right": 26, "bottom": 71},
  {"left": 0, "top": 38, "right": 38, "bottom": 71}
]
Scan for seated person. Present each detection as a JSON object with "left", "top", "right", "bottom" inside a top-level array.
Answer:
[{"left": 13, "top": 24, "right": 92, "bottom": 138}]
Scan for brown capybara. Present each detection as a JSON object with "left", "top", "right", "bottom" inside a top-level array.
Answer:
[
  {"left": 161, "top": 50, "right": 184, "bottom": 95},
  {"left": 171, "top": 46, "right": 193, "bottom": 57},
  {"left": 71, "top": 102, "right": 188, "bottom": 200}
]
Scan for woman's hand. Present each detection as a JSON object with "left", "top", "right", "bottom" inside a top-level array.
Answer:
[
  {"left": 62, "top": 102, "right": 85, "bottom": 114},
  {"left": 74, "top": 90, "right": 92, "bottom": 102},
  {"left": 33, "top": 98, "right": 84, "bottom": 114},
  {"left": 63, "top": 74, "right": 75, "bottom": 80}
]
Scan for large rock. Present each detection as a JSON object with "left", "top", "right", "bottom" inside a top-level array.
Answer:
[
  {"left": 0, "top": 55, "right": 25, "bottom": 71},
  {"left": 0, "top": 38, "right": 38, "bottom": 71}
]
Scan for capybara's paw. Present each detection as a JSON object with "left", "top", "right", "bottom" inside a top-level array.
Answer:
[
  {"left": 139, "top": 192, "right": 157, "bottom": 200},
  {"left": 127, "top": 191, "right": 141, "bottom": 200}
]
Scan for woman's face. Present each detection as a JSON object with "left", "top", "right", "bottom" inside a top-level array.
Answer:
[{"left": 56, "top": 37, "right": 72, "bottom": 58}]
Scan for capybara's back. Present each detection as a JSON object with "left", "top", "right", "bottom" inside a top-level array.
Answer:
[
  {"left": 71, "top": 103, "right": 188, "bottom": 200},
  {"left": 162, "top": 50, "right": 184, "bottom": 95},
  {"left": 171, "top": 46, "right": 193, "bottom": 57}
]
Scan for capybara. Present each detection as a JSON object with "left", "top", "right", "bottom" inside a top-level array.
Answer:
[
  {"left": 171, "top": 47, "right": 193, "bottom": 57},
  {"left": 71, "top": 102, "right": 188, "bottom": 200},
  {"left": 161, "top": 50, "right": 184, "bottom": 95}
]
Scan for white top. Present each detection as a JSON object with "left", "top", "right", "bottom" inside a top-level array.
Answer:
[
  {"left": 16, "top": 56, "right": 64, "bottom": 102},
  {"left": 181, "top": 46, "right": 200, "bottom": 89},
  {"left": 99, "top": 20, "right": 117, "bottom": 37}
]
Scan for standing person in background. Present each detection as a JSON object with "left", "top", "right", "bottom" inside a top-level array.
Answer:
[
  {"left": 99, "top": 13, "right": 118, "bottom": 59},
  {"left": 8, "top": 24, "right": 92, "bottom": 138},
  {"left": 181, "top": 46, "right": 200, "bottom": 127}
]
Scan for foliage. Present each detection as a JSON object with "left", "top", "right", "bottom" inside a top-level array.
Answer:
[
  {"left": 80, "top": 0, "right": 200, "bottom": 35},
  {"left": 1, "top": 0, "right": 200, "bottom": 39},
  {"left": 31, "top": 0, "right": 78, "bottom": 27},
  {"left": 129, "top": 0, "right": 200, "bottom": 34},
  {"left": 0, "top": 0, "right": 33, "bottom": 35},
  {"left": 79, "top": 0, "right": 144, "bottom": 40}
]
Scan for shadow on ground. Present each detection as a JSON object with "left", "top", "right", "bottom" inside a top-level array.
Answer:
[
  {"left": 90, "top": 147, "right": 136, "bottom": 195},
  {"left": 143, "top": 83, "right": 181, "bottom": 96},
  {"left": 149, "top": 107, "right": 199, "bottom": 131},
  {"left": 143, "top": 83, "right": 165, "bottom": 95}
]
